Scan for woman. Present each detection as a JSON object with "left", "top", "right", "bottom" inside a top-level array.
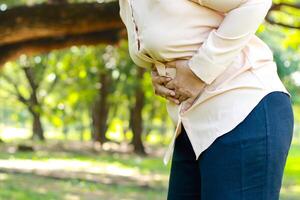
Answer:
[{"left": 118, "top": 0, "right": 294, "bottom": 199}]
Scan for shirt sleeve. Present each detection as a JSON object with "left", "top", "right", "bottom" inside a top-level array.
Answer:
[{"left": 188, "top": 0, "right": 273, "bottom": 85}]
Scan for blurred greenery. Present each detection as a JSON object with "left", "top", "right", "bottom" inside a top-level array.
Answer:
[
  {"left": 0, "top": 0, "right": 299, "bottom": 199},
  {"left": 0, "top": 41, "right": 174, "bottom": 143},
  {"left": 0, "top": 143, "right": 299, "bottom": 199}
]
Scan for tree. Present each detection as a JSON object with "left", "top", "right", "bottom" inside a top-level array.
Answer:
[
  {"left": 129, "top": 67, "right": 147, "bottom": 155},
  {"left": 91, "top": 46, "right": 120, "bottom": 143},
  {"left": 0, "top": 55, "right": 59, "bottom": 140}
]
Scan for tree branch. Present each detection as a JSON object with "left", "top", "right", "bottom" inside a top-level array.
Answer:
[
  {"left": 0, "top": 1, "right": 123, "bottom": 45},
  {"left": 1, "top": 74, "right": 29, "bottom": 105},
  {"left": 0, "top": 1, "right": 125, "bottom": 67},
  {"left": 0, "top": 29, "right": 125, "bottom": 67}
]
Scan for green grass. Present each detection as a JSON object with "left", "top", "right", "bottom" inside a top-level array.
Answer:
[
  {"left": 0, "top": 142, "right": 170, "bottom": 200},
  {"left": 280, "top": 143, "right": 300, "bottom": 200},
  {"left": 0, "top": 150, "right": 170, "bottom": 175},
  {"left": 0, "top": 173, "right": 166, "bottom": 200},
  {"left": 0, "top": 143, "right": 299, "bottom": 200}
]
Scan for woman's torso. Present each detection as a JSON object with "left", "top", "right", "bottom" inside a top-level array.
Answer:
[
  {"left": 119, "top": 0, "right": 273, "bottom": 68},
  {"left": 119, "top": 0, "right": 291, "bottom": 165}
]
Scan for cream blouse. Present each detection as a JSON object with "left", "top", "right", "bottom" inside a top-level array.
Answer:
[{"left": 118, "top": 0, "right": 291, "bottom": 166}]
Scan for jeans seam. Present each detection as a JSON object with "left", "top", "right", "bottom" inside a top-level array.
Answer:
[
  {"left": 240, "top": 140, "right": 244, "bottom": 200},
  {"left": 263, "top": 97, "right": 270, "bottom": 200}
]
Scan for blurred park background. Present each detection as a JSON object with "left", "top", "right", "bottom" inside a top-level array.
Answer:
[{"left": 0, "top": 0, "right": 299, "bottom": 199}]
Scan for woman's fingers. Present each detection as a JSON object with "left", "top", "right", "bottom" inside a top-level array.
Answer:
[
  {"left": 154, "top": 76, "right": 172, "bottom": 85},
  {"left": 165, "top": 80, "right": 176, "bottom": 90},
  {"left": 153, "top": 82, "right": 190, "bottom": 105},
  {"left": 154, "top": 84, "right": 180, "bottom": 104},
  {"left": 155, "top": 84, "right": 176, "bottom": 97},
  {"left": 165, "top": 79, "right": 192, "bottom": 103},
  {"left": 151, "top": 68, "right": 185, "bottom": 105},
  {"left": 174, "top": 92, "right": 181, "bottom": 99},
  {"left": 151, "top": 71, "right": 172, "bottom": 85}
]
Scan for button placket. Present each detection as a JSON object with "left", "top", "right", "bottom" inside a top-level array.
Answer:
[
  {"left": 125, "top": 3, "right": 179, "bottom": 163},
  {"left": 128, "top": 0, "right": 142, "bottom": 52},
  {"left": 127, "top": 0, "right": 170, "bottom": 77}
]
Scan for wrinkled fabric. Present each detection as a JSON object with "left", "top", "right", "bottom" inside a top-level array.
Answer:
[
  {"left": 167, "top": 91, "right": 294, "bottom": 200},
  {"left": 118, "top": 0, "right": 291, "bottom": 165}
]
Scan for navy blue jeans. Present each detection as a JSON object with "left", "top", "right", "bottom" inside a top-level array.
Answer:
[{"left": 167, "top": 91, "right": 294, "bottom": 200}]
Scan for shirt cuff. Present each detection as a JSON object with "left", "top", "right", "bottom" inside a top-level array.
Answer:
[{"left": 187, "top": 48, "right": 228, "bottom": 85}]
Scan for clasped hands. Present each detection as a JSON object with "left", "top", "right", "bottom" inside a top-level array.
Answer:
[{"left": 151, "top": 59, "right": 206, "bottom": 114}]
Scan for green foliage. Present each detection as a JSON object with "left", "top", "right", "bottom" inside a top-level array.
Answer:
[
  {"left": 0, "top": 1, "right": 299, "bottom": 198},
  {"left": 0, "top": 143, "right": 300, "bottom": 199},
  {"left": 258, "top": 20, "right": 300, "bottom": 105},
  {"left": 0, "top": 41, "right": 174, "bottom": 141}
]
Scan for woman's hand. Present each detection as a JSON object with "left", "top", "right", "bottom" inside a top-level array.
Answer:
[
  {"left": 150, "top": 68, "right": 181, "bottom": 105},
  {"left": 164, "top": 59, "right": 207, "bottom": 114}
]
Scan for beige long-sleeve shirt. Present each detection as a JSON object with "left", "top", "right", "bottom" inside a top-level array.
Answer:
[{"left": 118, "top": 0, "right": 291, "bottom": 166}]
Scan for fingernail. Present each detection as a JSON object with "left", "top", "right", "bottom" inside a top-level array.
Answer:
[
  {"left": 170, "top": 91, "right": 175, "bottom": 96},
  {"left": 167, "top": 77, "right": 172, "bottom": 81}
]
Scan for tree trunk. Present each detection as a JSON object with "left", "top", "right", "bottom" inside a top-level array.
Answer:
[
  {"left": 145, "top": 105, "right": 156, "bottom": 137},
  {"left": 91, "top": 72, "right": 111, "bottom": 143},
  {"left": 31, "top": 112, "right": 45, "bottom": 140},
  {"left": 130, "top": 68, "right": 146, "bottom": 155},
  {"left": 23, "top": 66, "right": 45, "bottom": 140}
]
